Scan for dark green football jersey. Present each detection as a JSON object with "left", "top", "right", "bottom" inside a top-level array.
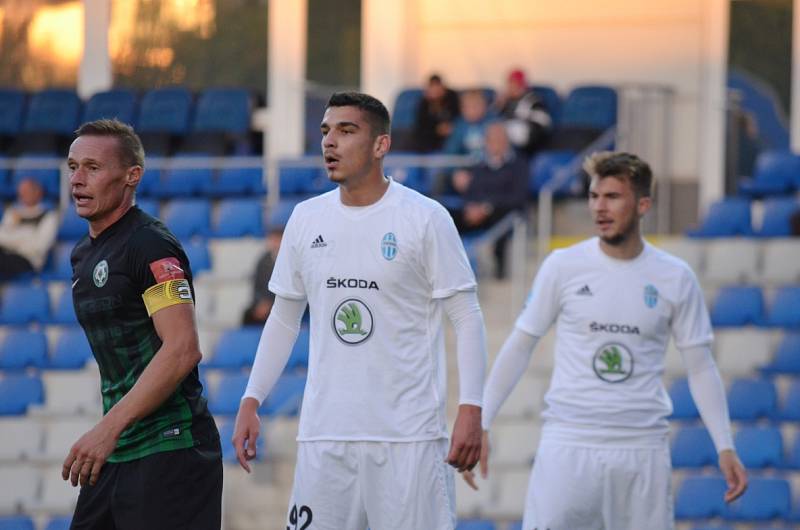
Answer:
[{"left": 71, "top": 206, "right": 215, "bottom": 462}]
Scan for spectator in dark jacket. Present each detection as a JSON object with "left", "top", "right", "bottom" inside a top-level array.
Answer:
[
  {"left": 496, "top": 68, "right": 552, "bottom": 158},
  {"left": 413, "top": 74, "right": 461, "bottom": 153}
]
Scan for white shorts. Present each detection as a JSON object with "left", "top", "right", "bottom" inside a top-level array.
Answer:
[
  {"left": 287, "top": 439, "right": 456, "bottom": 530},
  {"left": 522, "top": 438, "right": 675, "bottom": 530}
]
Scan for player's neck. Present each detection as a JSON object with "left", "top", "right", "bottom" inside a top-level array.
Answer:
[
  {"left": 89, "top": 201, "right": 134, "bottom": 238},
  {"left": 339, "top": 171, "right": 390, "bottom": 207},
  {"left": 598, "top": 231, "right": 645, "bottom": 260}
]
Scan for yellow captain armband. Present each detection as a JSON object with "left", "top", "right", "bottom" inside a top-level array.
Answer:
[{"left": 142, "top": 279, "right": 194, "bottom": 316}]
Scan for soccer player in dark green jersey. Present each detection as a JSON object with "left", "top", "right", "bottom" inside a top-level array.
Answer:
[{"left": 62, "top": 119, "right": 222, "bottom": 530}]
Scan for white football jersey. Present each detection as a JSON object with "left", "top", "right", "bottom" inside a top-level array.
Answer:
[
  {"left": 269, "top": 179, "right": 477, "bottom": 441},
  {"left": 517, "top": 238, "right": 713, "bottom": 440}
]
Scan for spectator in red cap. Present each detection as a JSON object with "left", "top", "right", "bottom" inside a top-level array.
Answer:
[{"left": 495, "top": 68, "right": 552, "bottom": 158}]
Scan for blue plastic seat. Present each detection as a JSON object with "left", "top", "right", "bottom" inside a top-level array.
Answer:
[
  {"left": 674, "top": 475, "right": 728, "bottom": 519},
  {"left": 687, "top": 198, "right": 753, "bottom": 237},
  {"left": 739, "top": 150, "right": 800, "bottom": 197},
  {"left": 216, "top": 419, "right": 263, "bottom": 463},
  {"left": 734, "top": 425, "right": 783, "bottom": 468},
  {"left": 756, "top": 197, "right": 800, "bottom": 236},
  {"left": 136, "top": 198, "right": 159, "bottom": 218},
  {"left": 0, "top": 373, "right": 44, "bottom": 415},
  {"left": 690, "top": 526, "right": 734, "bottom": 530},
  {"left": 162, "top": 199, "right": 211, "bottom": 239},
  {"left": 788, "top": 431, "right": 800, "bottom": 468},
  {"left": 529, "top": 150, "right": 579, "bottom": 196},
  {"left": 152, "top": 156, "right": 213, "bottom": 197},
  {"left": 725, "top": 477, "right": 791, "bottom": 521},
  {"left": 43, "top": 516, "right": 72, "bottom": 530},
  {"left": 709, "top": 286, "right": 764, "bottom": 327},
  {"left": 386, "top": 166, "right": 429, "bottom": 194},
  {"left": 41, "top": 242, "right": 74, "bottom": 281},
  {"left": 51, "top": 288, "right": 78, "bottom": 325},
  {"left": 261, "top": 373, "right": 306, "bottom": 416},
  {"left": 0, "top": 329, "right": 48, "bottom": 370},
  {"left": 668, "top": 378, "right": 699, "bottom": 419},
  {"left": 531, "top": 84, "right": 562, "bottom": 126},
  {"left": 49, "top": 328, "right": 93, "bottom": 370},
  {"left": 192, "top": 88, "right": 251, "bottom": 134},
  {"left": 208, "top": 163, "right": 265, "bottom": 197},
  {"left": 286, "top": 327, "right": 310, "bottom": 371},
  {"left": 761, "top": 332, "right": 800, "bottom": 375},
  {"left": 776, "top": 378, "right": 800, "bottom": 421},
  {"left": 727, "top": 378, "right": 777, "bottom": 420},
  {"left": 0, "top": 89, "right": 27, "bottom": 138},
  {"left": 561, "top": 85, "right": 618, "bottom": 130},
  {"left": 182, "top": 239, "right": 211, "bottom": 275},
  {"left": 23, "top": 89, "right": 81, "bottom": 134},
  {"left": 455, "top": 520, "right": 495, "bottom": 530},
  {"left": 214, "top": 198, "right": 264, "bottom": 237},
  {"left": 208, "top": 327, "right": 260, "bottom": 369},
  {"left": 0, "top": 515, "right": 35, "bottom": 530},
  {"left": 83, "top": 89, "right": 137, "bottom": 125},
  {"left": 58, "top": 204, "right": 89, "bottom": 241},
  {"left": 763, "top": 286, "right": 800, "bottom": 328},
  {"left": 12, "top": 156, "right": 61, "bottom": 197},
  {"left": 0, "top": 284, "right": 50, "bottom": 324},
  {"left": 137, "top": 87, "right": 193, "bottom": 135},
  {"left": 208, "top": 372, "right": 249, "bottom": 415},
  {"left": 391, "top": 88, "right": 424, "bottom": 132},
  {"left": 268, "top": 199, "right": 299, "bottom": 230},
  {"left": 671, "top": 426, "right": 717, "bottom": 468}
]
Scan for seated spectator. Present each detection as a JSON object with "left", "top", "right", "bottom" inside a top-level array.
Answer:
[
  {"left": 444, "top": 89, "right": 494, "bottom": 158},
  {"left": 495, "top": 68, "right": 552, "bottom": 157},
  {"left": 0, "top": 177, "right": 58, "bottom": 281},
  {"left": 449, "top": 122, "right": 529, "bottom": 279},
  {"left": 790, "top": 208, "right": 800, "bottom": 236},
  {"left": 241, "top": 227, "right": 283, "bottom": 325},
  {"left": 413, "top": 74, "right": 461, "bottom": 153}
]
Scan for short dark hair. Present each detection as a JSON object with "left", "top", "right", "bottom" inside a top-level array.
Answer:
[
  {"left": 583, "top": 151, "right": 653, "bottom": 198},
  {"left": 326, "top": 92, "right": 391, "bottom": 137},
  {"left": 75, "top": 119, "right": 145, "bottom": 168}
]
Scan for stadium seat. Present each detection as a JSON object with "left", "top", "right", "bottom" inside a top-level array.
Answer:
[
  {"left": 57, "top": 204, "right": 89, "bottom": 241},
  {"left": 656, "top": 238, "right": 705, "bottom": 275},
  {"left": 734, "top": 425, "right": 783, "bottom": 468},
  {"left": 286, "top": 327, "right": 310, "bottom": 371},
  {"left": 0, "top": 284, "right": 50, "bottom": 324},
  {"left": 51, "top": 288, "right": 78, "bottom": 325},
  {"left": 281, "top": 166, "right": 335, "bottom": 196},
  {"left": 216, "top": 419, "right": 263, "bottom": 463},
  {"left": 0, "top": 418, "right": 44, "bottom": 460},
  {"left": 703, "top": 239, "right": 760, "bottom": 284},
  {"left": 674, "top": 476, "right": 728, "bottom": 519},
  {"left": 161, "top": 198, "right": 211, "bottom": 238},
  {"left": 727, "top": 378, "right": 777, "bottom": 420},
  {"left": 386, "top": 166, "right": 429, "bottom": 194},
  {"left": 668, "top": 378, "right": 699, "bottom": 419},
  {"left": 43, "top": 517, "right": 72, "bottom": 530},
  {"left": 788, "top": 431, "right": 800, "bottom": 468},
  {"left": 38, "top": 371, "right": 101, "bottom": 416},
  {"left": 455, "top": 520, "right": 495, "bottom": 530},
  {"left": 0, "top": 88, "right": 27, "bottom": 150},
  {"left": 0, "top": 466, "right": 38, "bottom": 512},
  {"left": 763, "top": 286, "right": 800, "bottom": 328},
  {"left": 0, "top": 515, "right": 35, "bottom": 530},
  {"left": 267, "top": 199, "right": 299, "bottom": 230},
  {"left": 739, "top": 150, "right": 800, "bottom": 197},
  {"left": 207, "top": 239, "right": 263, "bottom": 281},
  {"left": 137, "top": 87, "right": 193, "bottom": 155},
  {"left": 756, "top": 197, "right": 800, "bottom": 236},
  {"left": 714, "top": 328, "right": 773, "bottom": 377},
  {"left": 689, "top": 526, "right": 734, "bottom": 530},
  {"left": 213, "top": 198, "right": 264, "bottom": 237},
  {"left": 208, "top": 372, "right": 249, "bottom": 415},
  {"left": 208, "top": 327, "right": 260, "bottom": 369},
  {"left": 390, "top": 88, "right": 424, "bottom": 152},
  {"left": 206, "top": 164, "right": 265, "bottom": 197},
  {"left": 725, "top": 477, "right": 791, "bottom": 521},
  {"left": 182, "top": 238, "right": 211, "bottom": 275},
  {"left": 529, "top": 150, "right": 579, "bottom": 196},
  {"left": 561, "top": 85, "right": 618, "bottom": 131},
  {"left": 151, "top": 155, "right": 214, "bottom": 197},
  {"left": 775, "top": 378, "right": 800, "bottom": 421},
  {"left": 49, "top": 328, "right": 93, "bottom": 370},
  {"left": 261, "top": 373, "right": 306, "bottom": 416},
  {"left": 39, "top": 418, "right": 97, "bottom": 462},
  {"left": 23, "top": 89, "right": 82, "bottom": 135},
  {"left": 0, "top": 373, "right": 44, "bottom": 415},
  {"left": 184, "top": 88, "right": 252, "bottom": 155},
  {"left": 761, "top": 332, "right": 800, "bottom": 375},
  {"left": 531, "top": 84, "right": 562, "bottom": 126},
  {"left": 0, "top": 159, "right": 12, "bottom": 200},
  {"left": 11, "top": 156, "right": 61, "bottom": 197},
  {"left": 37, "top": 464, "right": 80, "bottom": 513},
  {"left": 41, "top": 242, "right": 75, "bottom": 281},
  {"left": 709, "top": 286, "right": 764, "bottom": 327},
  {"left": 686, "top": 198, "right": 753, "bottom": 237},
  {"left": 0, "top": 329, "right": 47, "bottom": 370},
  {"left": 82, "top": 89, "right": 137, "bottom": 125},
  {"left": 671, "top": 426, "right": 717, "bottom": 468},
  {"left": 760, "top": 240, "right": 800, "bottom": 285},
  {"left": 136, "top": 167, "right": 161, "bottom": 197}
]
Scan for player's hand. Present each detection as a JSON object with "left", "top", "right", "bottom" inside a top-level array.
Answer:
[
  {"left": 719, "top": 449, "right": 748, "bottom": 503},
  {"left": 446, "top": 404, "right": 482, "bottom": 473},
  {"left": 61, "top": 418, "right": 120, "bottom": 487},
  {"left": 461, "top": 430, "right": 490, "bottom": 491},
  {"left": 232, "top": 397, "right": 261, "bottom": 473}
]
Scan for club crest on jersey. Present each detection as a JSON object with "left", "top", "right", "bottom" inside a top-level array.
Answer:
[
  {"left": 381, "top": 232, "right": 398, "bottom": 261},
  {"left": 592, "top": 343, "right": 633, "bottom": 383},
  {"left": 644, "top": 284, "right": 659, "bottom": 308},
  {"left": 93, "top": 260, "right": 109, "bottom": 288},
  {"left": 332, "top": 298, "right": 373, "bottom": 345}
]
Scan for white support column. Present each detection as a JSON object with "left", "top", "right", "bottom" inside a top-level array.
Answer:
[
  {"left": 791, "top": 0, "right": 800, "bottom": 151},
  {"left": 268, "top": 0, "right": 307, "bottom": 160},
  {"left": 361, "top": 0, "right": 419, "bottom": 109},
  {"left": 698, "top": 0, "right": 730, "bottom": 210},
  {"left": 78, "top": 0, "right": 112, "bottom": 98}
]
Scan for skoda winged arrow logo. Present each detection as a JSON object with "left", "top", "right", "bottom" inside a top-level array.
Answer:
[{"left": 332, "top": 298, "right": 374, "bottom": 345}]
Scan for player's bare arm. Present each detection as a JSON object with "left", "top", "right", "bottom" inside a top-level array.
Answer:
[{"left": 62, "top": 303, "right": 202, "bottom": 487}]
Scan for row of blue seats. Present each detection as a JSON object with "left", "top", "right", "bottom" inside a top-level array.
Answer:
[
  {"left": 672, "top": 424, "right": 800, "bottom": 470},
  {"left": 0, "top": 326, "right": 309, "bottom": 373},
  {"left": 711, "top": 286, "right": 800, "bottom": 328},
  {"left": 675, "top": 475, "right": 800, "bottom": 522},
  {"left": 458, "top": 522, "right": 797, "bottom": 530},
  {"left": 690, "top": 196, "right": 799, "bottom": 238},
  {"left": 738, "top": 150, "right": 800, "bottom": 198},
  {"left": 0, "top": 87, "right": 253, "bottom": 153},
  {"left": 669, "top": 377, "right": 800, "bottom": 422},
  {"left": 0, "top": 516, "right": 69, "bottom": 530}
]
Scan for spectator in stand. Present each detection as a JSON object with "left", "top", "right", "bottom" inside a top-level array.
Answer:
[
  {"left": 0, "top": 177, "right": 58, "bottom": 281},
  {"left": 790, "top": 208, "right": 800, "bottom": 236},
  {"left": 450, "top": 122, "right": 529, "bottom": 279},
  {"left": 413, "top": 74, "right": 461, "bottom": 153},
  {"left": 495, "top": 68, "right": 553, "bottom": 158},
  {"left": 241, "top": 227, "right": 283, "bottom": 326},
  {"left": 444, "top": 89, "right": 494, "bottom": 158}
]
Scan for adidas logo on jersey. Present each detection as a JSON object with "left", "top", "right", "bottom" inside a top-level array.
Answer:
[
  {"left": 310, "top": 235, "right": 327, "bottom": 248},
  {"left": 576, "top": 285, "right": 593, "bottom": 296}
]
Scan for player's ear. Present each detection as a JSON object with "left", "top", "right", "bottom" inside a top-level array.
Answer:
[
  {"left": 126, "top": 165, "right": 143, "bottom": 188},
  {"left": 637, "top": 195, "right": 652, "bottom": 217},
  {"left": 374, "top": 133, "right": 391, "bottom": 159}
]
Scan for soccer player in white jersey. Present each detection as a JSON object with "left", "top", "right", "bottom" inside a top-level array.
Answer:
[
  {"left": 232, "top": 92, "right": 487, "bottom": 529},
  {"left": 464, "top": 151, "right": 748, "bottom": 529}
]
